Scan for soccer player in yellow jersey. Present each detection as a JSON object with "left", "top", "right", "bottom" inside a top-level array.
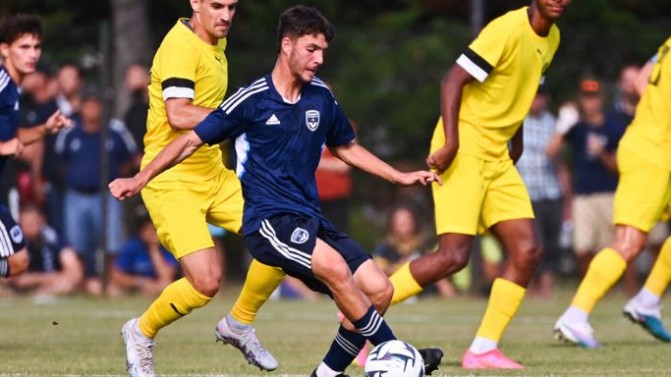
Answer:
[
  {"left": 386, "top": 0, "right": 569, "bottom": 369},
  {"left": 555, "top": 37, "right": 671, "bottom": 348},
  {"left": 118, "top": 1, "right": 285, "bottom": 376}
]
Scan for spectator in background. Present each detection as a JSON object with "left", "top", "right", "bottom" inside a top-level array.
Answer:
[
  {"left": 55, "top": 64, "right": 83, "bottom": 118},
  {"left": 373, "top": 205, "right": 456, "bottom": 298},
  {"left": 315, "top": 134, "right": 352, "bottom": 233},
  {"left": 548, "top": 79, "right": 625, "bottom": 276},
  {"left": 516, "top": 89, "right": 569, "bottom": 298},
  {"left": 122, "top": 63, "right": 150, "bottom": 236},
  {"left": 611, "top": 64, "right": 641, "bottom": 123},
  {"left": 55, "top": 92, "right": 136, "bottom": 295},
  {"left": 4, "top": 204, "right": 83, "bottom": 295},
  {"left": 108, "top": 215, "right": 179, "bottom": 298},
  {"left": 17, "top": 69, "right": 67, "bottom": 237},
  {"left": 123, "top": 63, "right": 149, "bottom": 157}
]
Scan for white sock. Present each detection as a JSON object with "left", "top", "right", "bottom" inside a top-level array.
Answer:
[
  {"left": 132, "top": 320, "right": 152, "bottom": 341},
  {"left": 562, "top": 306, "right": 589, "bottom": 323},
  {"left": 468, "top": 336, "right": 497, "bottom": 354},
  {"left": 223, "top": 314, "right": 252, "bottom": 332},
  {"left": 633, "top": 288, "right": 660, "bottom": 309},
  {"left": 315, "top": 361, "right": 342, "bottom": 377}
]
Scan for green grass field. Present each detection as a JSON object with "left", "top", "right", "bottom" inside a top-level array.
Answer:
[{"left": 0, "top": 287, "right": 669, "bottom": 376}]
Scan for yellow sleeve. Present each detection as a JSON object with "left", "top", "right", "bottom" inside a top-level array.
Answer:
[
  {"left": 457, "top": 15, "right": 510, "bottom": 82},
  {"left": 156, "top": 32, "right": 198, "bottom": 101}
]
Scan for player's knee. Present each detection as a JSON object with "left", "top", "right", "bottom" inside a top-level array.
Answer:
[
  {"left": 190, "top": 274, "right": 221, "bottom": 297},
  {"left": 516, "top": 241, "right": 543, "bottom": 267},
  {"left": 8, "top": 249, "right": 29, "bottom": 277},
  {"left": 435, "top": 247, "right": 470, "bottom": 274},
  {"left": 319, "top": 261, "right": 352, "bottom": 291},
  {"left": 367, "top": 278, "right": 393, "bottom": 313}
]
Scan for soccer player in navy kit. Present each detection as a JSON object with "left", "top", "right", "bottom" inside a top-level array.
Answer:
[
  {"left": 110, "top": 6, "right": 440, "bottom": 376},
  {"left": 0, "top": 14, "right": 71, "bottom": 279}
]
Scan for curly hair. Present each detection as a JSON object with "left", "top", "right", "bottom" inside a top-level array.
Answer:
[{"left": 0, "top": 14, "right": 42, "bottom": 45}]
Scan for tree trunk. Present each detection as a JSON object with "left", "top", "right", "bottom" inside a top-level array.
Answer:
[{"left": 111, "top": 0, "right": 151, "bottom": 117}]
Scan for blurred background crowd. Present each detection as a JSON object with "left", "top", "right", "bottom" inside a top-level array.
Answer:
[{"left": 0, "top": 0, "right": 670, "bottom": 301}]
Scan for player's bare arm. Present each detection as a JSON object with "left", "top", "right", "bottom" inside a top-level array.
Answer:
[
  {"left": 109, "top": 131, "right": 204, "bottom": 199},
  {"left": 427, "top": 64, "right": 474, "bottom": 173},
  {"left": 164, "top": 97, "right": 219, "bottom": 130},
  {"left": 0, "top": 138, "right": 23, "bottom": 156},
  {"left": 17, "top": 109, "right": 72, "bottom": 145},
  {"left": 509, "top": 125, "right": 524, "bottom": 163},
  {"left": 331, "top": 141, "right": 441, "bottom": 186}
]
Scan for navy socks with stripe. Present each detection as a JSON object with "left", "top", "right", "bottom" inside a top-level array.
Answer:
[{"left": 322, "top": 306, "right": 395, "bottom": 373}]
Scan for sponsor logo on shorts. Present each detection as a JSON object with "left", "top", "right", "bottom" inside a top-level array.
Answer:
[{"left": 290, "top": 227, "right": 310, "bottom": 244}]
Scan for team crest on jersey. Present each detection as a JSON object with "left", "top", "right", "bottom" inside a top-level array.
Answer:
[
  {"left": 305, "top": 110, "right": 320, "bottom": 131},
  {"left": 290, "top": 227, "right": 310, "bottom": 244},
  {"left": 10, "top": 225, "right": 23, "bottom": 244}
]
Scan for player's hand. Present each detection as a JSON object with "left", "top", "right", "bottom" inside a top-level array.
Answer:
[
  {"left": 108, "top": 177, "right": 145, "bottom": 200},
  {"left": 44, "top": 110, "right": 73, "bottom": 134},
  {"left": 426, "top": 145, "right": 457, "bottom": 174},
  {"left": 555, "top": 103, "right": 579, "bottom": 135},
  {"left": 393, "top": 170, "right": 442, "bottom": 187},
  {"left": 0, "top": 138, "right": 24, "bottom": 156}
]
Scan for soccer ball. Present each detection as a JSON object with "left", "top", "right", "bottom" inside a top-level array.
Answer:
[{"left": 364, "top": 340, "right": 424, "bottom": 377}]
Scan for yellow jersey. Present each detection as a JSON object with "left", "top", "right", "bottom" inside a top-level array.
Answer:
[
  {"left": 431, "top": 7, "right": 560, "bottom": 160},
  {"left": 143, "top": 19, "right": 228, "bottom": 180},
  {"left": 619, "top": 36, "right": 671, "bottom": 170}
]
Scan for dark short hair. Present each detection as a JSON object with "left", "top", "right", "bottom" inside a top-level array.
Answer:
[
  {"left": 277, "top": 5, "right": 335, "bottom": 47},
  {"left": 0, "top": 14, "right": 42, "bottom": 45}
]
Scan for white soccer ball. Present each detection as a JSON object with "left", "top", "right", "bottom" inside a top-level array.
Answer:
[{"left": 364, "top": 340, "right": 424, "bottom": 377}]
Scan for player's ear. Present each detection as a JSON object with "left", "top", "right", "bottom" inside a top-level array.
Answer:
[
  {"left": 280, "top": 36, "right": 293, "bottom": 57},
  {"left": 0, "top": 43, "right": 9, "bottom": 59},
  {"left": 190, "top": 0, "right": 201, "bottom": 13}
]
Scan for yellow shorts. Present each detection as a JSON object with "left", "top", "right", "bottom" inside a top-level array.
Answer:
[
  {"left": 613, "top": 145, "right": 671, "bottom": 232},
  {"left": 432, "top": 153, "right": 534, "bottom": 235},
  {"left": 142, "top": 167, "right": 244, "bottom": 259}
]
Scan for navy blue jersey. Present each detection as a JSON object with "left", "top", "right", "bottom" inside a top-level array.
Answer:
[
  {"left": 0, "top": 65, "right": 20, "bottom": 177},
  {"left": 195, "top": 75, "right": 355, "bottom": 235}
]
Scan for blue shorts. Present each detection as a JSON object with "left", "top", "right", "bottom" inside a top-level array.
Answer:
[
  {"left": 245, "top": 213, "right": 370, "bottom": 295},
  {"left": 0, "top": 204, "right": 26, "bottom": 258}
]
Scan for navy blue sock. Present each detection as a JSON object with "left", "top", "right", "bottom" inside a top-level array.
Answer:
[
  {"left": 323, "top": 325, "right": 367, "bottom": 372},
  {"left": 352, "top": 306, "right": 396, "bottom": 345}
]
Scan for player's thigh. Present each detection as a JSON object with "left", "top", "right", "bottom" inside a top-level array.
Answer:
[
  {"left": 481, "top": 161, "right": 534, "bottom": 229},
  {"left": 433, "top": 153, "right": 486, "bottom": 235},
  {"left": 207, "top": 169, "right": 244, "bottom": 234},
  {"left": 246, "top": 215, "right": 329, "bottom": 294},
  {"left": 614, "top": 146, "right": 671, "bottom": 232},
  {"left": 142, "top": 181, "right": 213, "bottom": 259}
]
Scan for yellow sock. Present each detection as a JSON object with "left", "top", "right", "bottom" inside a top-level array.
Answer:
[
  {"left": 390, "top": 262, "right": 423, "bottom": 305},
  {"left": 230, "top": 259, "right": 285, "bottom": 324},
  {"left": 643, "top": 236, "right": 671, "bottom": 296},
  {"left": 138, "top": 277, "right": 212, "bottom": 338},
  {"left": 475, "top": 278, "right": 525, "bottom": 342},
  {"left": 571, "top": 248, "right": 627, "bottom": 313}
]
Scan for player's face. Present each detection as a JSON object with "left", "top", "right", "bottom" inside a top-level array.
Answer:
[
  {"left": 535, "top": 0, "right": 570, "bottom": 21},
  {"left": 0, "top": 33, "right": 41, "bottom": 78},
  {"left": 195, "top": 0, "right": 238, "bottom": 39},
  {"left": 287, "top": 33, "right": 328, "bottom": 83}
]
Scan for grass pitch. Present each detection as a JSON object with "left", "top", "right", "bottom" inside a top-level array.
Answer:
[{"left": 0, "top": 286, "right": 668, "bottom": 376}]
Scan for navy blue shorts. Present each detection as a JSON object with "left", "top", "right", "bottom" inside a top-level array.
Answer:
[
  {"left": 0, "top": 204, "right": 25, "bottom": 258},
  {"left": 245, "top": 213, "right": 371, "bottom": 295}
]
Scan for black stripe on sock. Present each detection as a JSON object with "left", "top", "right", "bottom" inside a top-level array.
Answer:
[{"left": 170, "top": 303, "right": 186, "bottom": 316}]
